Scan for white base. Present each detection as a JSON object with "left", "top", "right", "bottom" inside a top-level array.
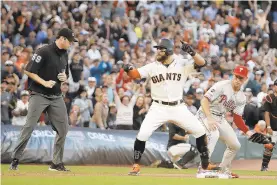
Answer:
[{"left": 196, "top": 171, "right": 230, "bottom": 179}]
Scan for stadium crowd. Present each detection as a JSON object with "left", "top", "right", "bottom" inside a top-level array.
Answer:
[{"left": 1, "top": 1, "right": 277, "bottom": 134}]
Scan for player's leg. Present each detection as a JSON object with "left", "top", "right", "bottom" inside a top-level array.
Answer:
[
  {"left": 179, "top": 145, "right": 198, "bottom": 167},
  {"left": 169, "top": 105, "right": 218, "bottom": 170},
  {"left": 196, "top": 113, "right": 220, "bottom": 158},
  {"left": 261, "top": 131, "right": 277, "bottom": 171},
  {"left": 168, "top": 143, "right": 191, "bottom": 163},
  {"left": 167, "top": 143, "right": 195, "bottom": 169},
  {"left": 47, "top": 97, "right": 69, "bottom": 171},
  {"left": 129, "top": 103, "right": 166, "bottom": 175},
  {"left": 10, "top": 94, "right": 49, "bottom": 170},
  {"left": 218, "top": 119, "right": 240, "bottom": 178}
]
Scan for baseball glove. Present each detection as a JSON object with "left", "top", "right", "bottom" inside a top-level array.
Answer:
[
  {"left": 248, "top": 132, "right": 271, "bottom": 144},
  {"left": 122, "top": 64, "right": 134, "bottom": 73},
  {"left": 180, "top": 41, "right": 196, "bottom": 56}
]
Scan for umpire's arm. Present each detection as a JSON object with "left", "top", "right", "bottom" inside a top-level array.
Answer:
[{"left": 24, "top": 49, "right": 56, "bottom": 88}]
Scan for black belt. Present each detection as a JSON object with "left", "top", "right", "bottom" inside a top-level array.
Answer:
[{"left": 153, "top": 99, "right": 183, "bottom": 106}]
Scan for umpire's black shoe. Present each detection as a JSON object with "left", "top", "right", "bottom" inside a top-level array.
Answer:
[
  {"left": 9, "top": 158, "right": 19, "bottom": 170},
  {"left": 49, "top": 162, "right": 70, "bottom": 172}
]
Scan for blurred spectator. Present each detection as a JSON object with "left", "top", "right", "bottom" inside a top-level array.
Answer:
[
  {"left": 1, "top": 81, "right": 11, "bottom": 124},
  {"left": 70, "top": 53, "right": 84, "bottom": 84},
  {"left": 69, "top": 104, "right": 82, "bottom": 127},
  {"left": 61, "top": 82, "right": 72, "bottom": 115},
  {"left": 133, "top": 96, "right": 148, "bottom": 130},
  {"left": 114, "top": 38, "right": 126, "bottom": 62},
  {"left": 1, "top": 60, "right": 21, "bottom": 81},
  {"left": 12, "top": 90, "right": 29, "bottom": 126},
  {"left": 116, "top": 68, "right": 132, "bottom": 91},
  {"left": 91, "top": 86, "right": 103, "bottom": 108},
  {"left": 185, "top": 94, "right": 197, "bottom": 115},
  {"left": 87, "top": 43, "right": 101, "bottom": 61},
  {"left": 244, "top": 70, "right": 263, "bottom": 96},
  {"left": 91, "top": 93, "right": 109, "bottom": 129},
  {"left": 113, "top": 87, "right": 139, "bottom": 130},
  {"left": 266, "top": 70, "right": 277, "bottom": 86},
  {"left": 86, "top": 77, "right": 97, "bottom": 99},
  {"left": 72, "top": 86, "right": 93, "bottom": 127},
  {"left": 102, "top": 74, "right": 114, "bottom": 103},
  {"left": 107, "top": 103, "right": 117, "bottom": 129},
  {"left": 257, "top": 82, "right": 268, "bottom": 107},
  {"left": 90, "top": 54, "right": 112, "bottom": 85},
  {"left": 193, "top": 88, "right": 204, "bottom": 110}
]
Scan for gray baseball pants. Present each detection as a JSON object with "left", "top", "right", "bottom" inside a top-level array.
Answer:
[{"left": 11, "top": 93, "right": 69, "bottom": 165}]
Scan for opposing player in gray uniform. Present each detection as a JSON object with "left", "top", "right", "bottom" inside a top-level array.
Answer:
[{"left": 196, "top": 65, "right": 254, "bottom": 178}]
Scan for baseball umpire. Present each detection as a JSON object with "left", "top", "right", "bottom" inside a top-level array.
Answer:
[
  {"left": 260, "top": 79, "right": 277, "bottom": 171},
  {"left": 10, "top": 28, "right": 77, "bottom": 171}
]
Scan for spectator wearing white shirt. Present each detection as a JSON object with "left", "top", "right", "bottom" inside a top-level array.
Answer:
[
  {"left": 12, "top": 90, "right": 29, "bottom": 126},
  {"left": 215, "top": 17, "right": 229, "bottom": 35},
  {"left": 87, "top": 43, "right": 101, "bottom": 61},
  {"left": 257, "top": 83, "right": 268, "bottom": 108},
  {"left": 113, "top": 88, "right": 139, "bottom": 130},
  {"left": 209, "top": 38, "right": 220, "bottom": 56},
  {"left": 266, "top": 70, "right": 277, "bottom": 87}
]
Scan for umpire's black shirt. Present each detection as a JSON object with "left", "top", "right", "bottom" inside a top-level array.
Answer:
[
  {"left": 25, "top": 42, "right": 69, "bottom": 95},
  {"left": 167, "top": 123, "right": 187, "bottom": 149}
]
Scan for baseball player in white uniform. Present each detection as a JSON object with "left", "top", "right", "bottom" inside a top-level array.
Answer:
[
  {"left": 122, "top": 39, "right": 219, "bottom": 175},
  {"left": 196, "top": 65, "right": 255, "bottom": 178}
]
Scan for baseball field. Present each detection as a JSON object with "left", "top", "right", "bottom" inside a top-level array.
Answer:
[{"left": 1, "top": 160, "right": 277, "bottom": 185}]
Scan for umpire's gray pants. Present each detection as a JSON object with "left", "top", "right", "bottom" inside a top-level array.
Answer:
[{"left": 11, "top": 93, "right": 69, "bottom": 164}]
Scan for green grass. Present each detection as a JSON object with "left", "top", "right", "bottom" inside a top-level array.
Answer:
[{"left": 1, "top": 165, "right": 277, "bottom": 185}]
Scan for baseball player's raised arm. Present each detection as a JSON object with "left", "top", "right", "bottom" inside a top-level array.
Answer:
[
  {"left": 113, "top": 89, "right": 122, "bottom": 107},
  {"left": 192, "top": 53, "right": 206, "bottom": 67},
  {"left": 180, "top": 41, "right": 206, "bottom": 67}
]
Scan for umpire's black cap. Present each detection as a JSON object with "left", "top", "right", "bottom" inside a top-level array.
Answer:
[
  {"left": 153, "top": 38, "right": 174, "bottom": 51},
  {"left": 57, "top": 28, "right": 78, "bottom": 42}
]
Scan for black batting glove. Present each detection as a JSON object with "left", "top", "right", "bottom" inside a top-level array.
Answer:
[
  {"left": 122, "top": 64, "right": 134, "bottom": 73},
  {"left": 180, "top": 41, "right": 196, "bottom": 56}
]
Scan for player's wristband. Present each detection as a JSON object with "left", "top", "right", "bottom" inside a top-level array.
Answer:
[{"left": 267, "top": 126, "right": 271, "bottom": 129}]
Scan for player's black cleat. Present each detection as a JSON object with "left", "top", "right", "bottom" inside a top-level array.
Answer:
[
  {"left": 49, "top": 162, "right": 70, "bottom": 172},
  {"left": 9, "top": 158, "right": 19, "bottom": 170}
]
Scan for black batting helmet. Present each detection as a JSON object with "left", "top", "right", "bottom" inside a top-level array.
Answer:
[{"left": 153, "top": 38, "right": 174, "bottom": 56}]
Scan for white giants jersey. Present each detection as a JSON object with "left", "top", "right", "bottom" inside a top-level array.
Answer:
[
  {"left": 200, "top": 80, "right": 246, "bottom": 116},
  {"left": 138, "top": 59, "right": 195, "bottom": 101}
]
